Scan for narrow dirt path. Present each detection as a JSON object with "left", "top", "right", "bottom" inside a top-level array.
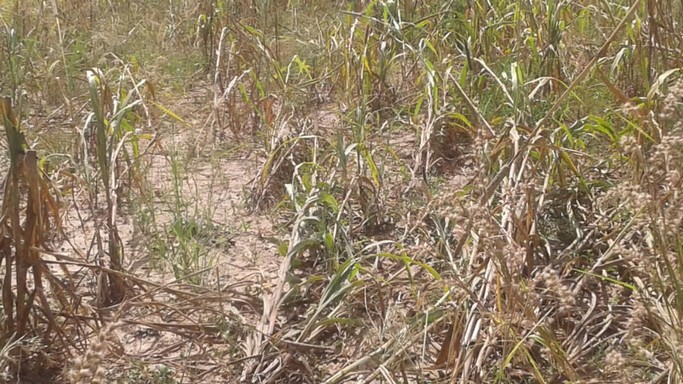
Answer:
[
  {"left": 51, "top": 85, "right": 284, "bottom": 382},
  {"left": 112, "top": 89, "right": 283, "bottom": 376}
]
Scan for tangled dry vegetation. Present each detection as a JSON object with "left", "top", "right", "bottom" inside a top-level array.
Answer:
[{"left": 1, "top": 0, "right": 683, "bottom": 383}]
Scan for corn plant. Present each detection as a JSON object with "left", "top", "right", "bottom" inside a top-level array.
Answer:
[
  {"left": 83, "top": 68, "right": 148, "bottom": 305},
  {"left": 0, "top": 97, "right": 62, "bottom": 378}
]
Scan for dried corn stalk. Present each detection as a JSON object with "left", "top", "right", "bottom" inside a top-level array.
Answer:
[{"left": 0, "top": 97, "right": 63, "bottom": 376}]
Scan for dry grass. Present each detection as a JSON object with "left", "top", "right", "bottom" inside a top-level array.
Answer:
[{"left": 1, "top": 0, "right": 683, "bottom": 383}]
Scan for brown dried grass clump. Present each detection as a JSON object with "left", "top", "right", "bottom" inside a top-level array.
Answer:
[
  {"left": 67, "top": 322, "right": 120, "bottom": 384},
  {"left": 248, "top": 115, "right": 335, "bottom": 211},
  {"left": 430, "top": 121, "right": 474, "bottom": 175}
]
